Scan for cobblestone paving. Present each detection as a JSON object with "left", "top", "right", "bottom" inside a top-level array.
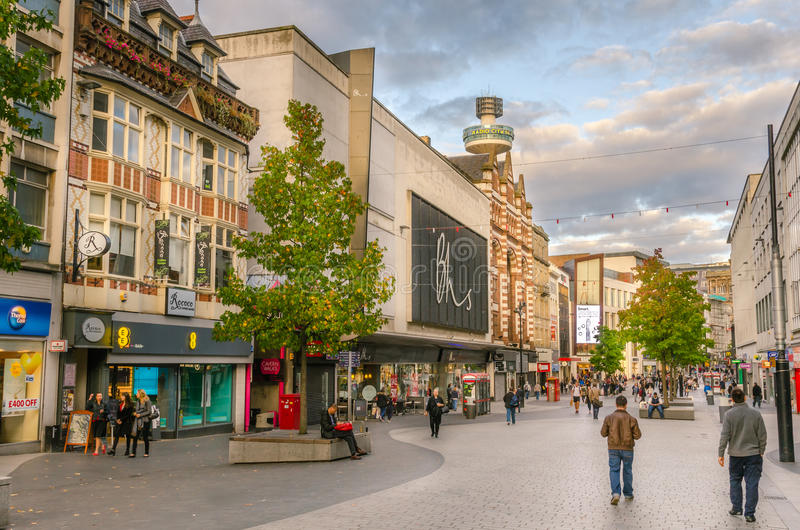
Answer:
[{"left": 255, "top": 393, "right": 791, "bottom": 530}]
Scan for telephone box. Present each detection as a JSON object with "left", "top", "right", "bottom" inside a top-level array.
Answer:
[
  {"left": 462, "top": 373, "right": 490, "bottom": 418},
  {"left": 278, "top": 394, "right": 301, "bottom": 430},
  {"left": 546, "top": 377, "right": 560, "bottom": 402}
]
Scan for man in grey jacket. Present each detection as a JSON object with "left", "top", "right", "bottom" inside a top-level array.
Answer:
[{"left": 718, "top": 388, "right": 767, "bottom": 523}]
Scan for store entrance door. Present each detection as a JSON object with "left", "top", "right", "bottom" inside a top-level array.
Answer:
[
  {"left": 178, "top": 365, "right": 232, "bottom": 429},
  {"left": 494, "top": 373, "right": 506, "bottom": 400}
]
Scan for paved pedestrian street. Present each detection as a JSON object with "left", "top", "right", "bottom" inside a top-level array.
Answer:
[{"left": 7, "top": 390, "right": 800, "bottom": 529}]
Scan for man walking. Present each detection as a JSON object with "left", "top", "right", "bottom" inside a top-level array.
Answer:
[
  {"left": 718, "top": 388, "right": 767, "bottom": 523},
  {"left": 751, "top": 382, "right": 762, "bottom": 408},
  {"left": 589, "top": 383, "right": 601, "bottom": 420},
  {"left": 601, "top": 395, "right": 642, "bottom": 505}
]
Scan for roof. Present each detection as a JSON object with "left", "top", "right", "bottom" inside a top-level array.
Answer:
[
  {"left": 448, "top": 154, "right": 489, "bottom": 181},
  {"left": 181, "top": 14, "right": 226, "bottom": 56},
  {"left": 80, "top": 65, "right": 246, "bottom": 146},
  {"left": 136, "top": 0, "right": 186, "bottom": 26}
]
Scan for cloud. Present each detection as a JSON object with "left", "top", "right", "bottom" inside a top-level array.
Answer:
[
  {"left": 569, "top": 45, "right": 652, "bottom": 72},
  {"left": 618, "top": 80, "right": 653, "bottom": 92},
  {"left": 584, "top": 98, "right": 610, "bottom": 110}
]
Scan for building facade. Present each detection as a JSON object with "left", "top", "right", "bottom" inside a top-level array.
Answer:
[
  {"left": 215, "top": 27, "right": 493, "bottom": 421},
  {"left": 57, "top": 0, "right": 259, "bottom": 442},
  {"left": 0, "top": 0, "right": 74, "bottom": 454}
]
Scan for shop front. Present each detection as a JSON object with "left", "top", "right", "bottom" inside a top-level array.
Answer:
[
  {"left": 59, "top": 311, "right": 250, "bottom": 442},
  {"left": 0, "top": 297, "right": 51, "bottom": 453}
]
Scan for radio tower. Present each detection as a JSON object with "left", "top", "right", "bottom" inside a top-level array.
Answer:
[{"left": 462, "top": 96, "right": 514, "bottom": 159}]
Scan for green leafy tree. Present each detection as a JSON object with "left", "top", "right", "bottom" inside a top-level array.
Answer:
[
  {"left": 214, "top": 100, "right": 394, "bottom": 434},
  {"left": 618, "top": 249, "right": 712, "bottom": 405},
  {"left": 0, "top": 1, "right": 65, "bottom": 272},
  {"left": 588, "top": 325, "right": 626, "bottom": 377}
]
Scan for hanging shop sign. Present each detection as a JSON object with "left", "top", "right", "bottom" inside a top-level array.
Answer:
[
  {"left": 165, "top": 287, "right": 196, "bottom": 317},
  {"left": 194, "top": 226, "right": 211, "bottom": 287},
  {"left": 154, "top": 219, "right": 170, "bottom": 278},
  {"left": 0, "top": 298, "right": 51, "bottom": 336},
  {"left": 77, "top": 230, "right": 111, "bottom": 258},
  {"left": 410, "top": 193, "right": 488, "bottom": 333}
]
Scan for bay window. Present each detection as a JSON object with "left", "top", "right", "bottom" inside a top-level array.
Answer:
[
  {"left": 170, "top": 124, "right": 194, "bottom": 183},
  {"left": 216, "top": 146, "right": 237, "bottom": 199},
  {"left": 91, "top": 92, "right": 141, "bottom": 164},
  {"left": 86, "top": 192, "right": 138, "bottom": 278},
  {"left": 214, "top": 226, "right": 234, "bottom": 289},
  {"left": 168, "top": 213, "right": 191, "bottom": 285}
]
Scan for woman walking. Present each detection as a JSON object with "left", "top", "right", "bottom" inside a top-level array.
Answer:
[
  {"left": 130, "top": 389, "right": 152, "bottom": 458},
  {"left": 572, "top": 383, "right": 581, "bottom": 414},
  {"left": 110, "top": 392, "right": 134, "bottom": 456},
  {"left": 424, "top": 387, "right": 445, "bottom": 438},
  {"left": 87, "top": 393, "right": 109, "bottom": 456}
]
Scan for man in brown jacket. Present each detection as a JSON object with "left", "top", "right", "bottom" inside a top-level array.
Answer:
[
  {"left": 601, "top": 395, "right": 642, "bottom": 505},
  {"left": 588, "top": 383, "right": 601, "bottom": 420}
]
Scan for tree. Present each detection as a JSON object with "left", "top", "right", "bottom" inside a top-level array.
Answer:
[
  {"left": 618, "top": 249, "right": 712, "bottom": 405},
  {"left": 214, "top": 100, "right": 394, "bottom": 434},
  {"left": 0, "top": 1, "right": 65, "bottom": 272},
  {"left": 588, "top": 326, "right": 625, "bottom": 377}
]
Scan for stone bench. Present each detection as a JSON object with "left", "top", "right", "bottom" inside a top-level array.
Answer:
[
  {"left": 229, "top": 431, "right": 372, "bottom": 464},
  {"left": 638, "top": 401, "right": 695, "bottom": 420}
]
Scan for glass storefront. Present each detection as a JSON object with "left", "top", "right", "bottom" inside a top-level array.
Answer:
[
  {"left": 341, "top": 362, "right": 486, "bottom": 402},
  {"left": 0, "top": 340, "right": 44, "bottom": 444},
  {"left": 107, "top": 363, "right": 232, "bottom": 432}
]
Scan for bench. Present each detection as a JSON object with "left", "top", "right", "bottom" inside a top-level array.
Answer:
[
  {"left": 638, "top": 401, "right": 695, "bottom": 420},
  {"left": 229, "top": 431, "right": 372, "bottom": 464}
]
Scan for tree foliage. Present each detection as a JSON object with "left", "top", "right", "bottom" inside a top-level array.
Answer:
[
  {"left": 214, "top": 100, "right": 394, "bottom": 433},
  {"left": 588, "top": 325, "right": 626, "bottom": 376},
  {"left": 618, "top": 249, "right": 713, "bottom": 404},
  {"left": 0, "top": 1, "right": 66, "bottom": 272}
]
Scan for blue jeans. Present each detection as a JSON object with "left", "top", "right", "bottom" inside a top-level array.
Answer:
[
  {"left": 608, "top": 449, "right": 634, "bottom": 497},
  {"left": 506, "top": 407, "right": 516, "bottom": 424},
  {"left": 730, "top": 455, "right": 762, "bottom": 516},
  {"left": 648, "top": 405, "right": 664, "bottom": 418},
  {"left": 379, "top": 406, "right": 386, "bottom": 419},
  {"left": 451, "top": 399, "right": 457, "bottom": 410},
  {"left": 535, "top": 391, "right": 540, "bottom": 400}
]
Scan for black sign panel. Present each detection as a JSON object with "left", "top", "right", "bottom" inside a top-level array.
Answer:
[
  {"left": 411, "top": 194, "right": 488, "bottom": 333},
  {"left": 194, "top": 226, "right": 211, "bottom": 287},
  {"left": 154, "top": 219, "right": 170, "bottom": 278},
  {"left": 112, "top": 320, "right": 249, "bottom": 356}
]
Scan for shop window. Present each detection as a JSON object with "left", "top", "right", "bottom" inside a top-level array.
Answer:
[
  {"left": 170, "top": 124, "right": 193, "bottom": 183},
  {"left": 1, "top": 341, "right": 44, "bottom": 444},
  {"left": 108, "top": 366, "right": 177, "bottom": 431},
  {"left": 178, "top": 364, "right": 232, "bottom": 427},
  {"left": 9, "top": 160, "right": 48, "bottom": 234},
  {"left": 167, "top": 213, "right": 190, "bottom": 285}
]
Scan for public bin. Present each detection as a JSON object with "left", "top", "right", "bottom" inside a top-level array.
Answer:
[
  {"left": 279, "top": 394, "right": 301, "bottom": 430},
  {"left": 353, "top": 399, "right": 367, "bottom": 420},
  {"left": 464, "top": 404, "right": 477, "bottom": 419},
  {"left": 706, "top": 392, "right": 714, "bottom": 405}
]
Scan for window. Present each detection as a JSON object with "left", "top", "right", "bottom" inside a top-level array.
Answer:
[
  {"left": 158, "top": 23, "right": 174, "bottom": 56},
  {"left": 86, "top": 193, "right": 138, "bottom": 278},
  {"left": 201, "top": 52, "right": 213, "bottom": 82},
  {"left": 200, "top": 139, "right": 214, "bottom": 191},
  {"left": 168, "top": 213, "right": 191, "bottom": 285},
  {"left": 170, "top": 124, "right": 194, "bottom": 183},
  {"left": 106, "top": 0, "right": 125, "bottom": 26},
  {"left": 9, "top": 161, "right": 48, "bottom": 232},
  {"left": 217, "top": 146, "right": 237, "bottom": 199},
  {"left": 92, "top": 93, "right": 141, "bottom": 163},
  {"left": 214, "top": 226, "right": 234, "bottom": 289},
  {"left": 15, "top": 37, "right": 55, "bottom": 112}
]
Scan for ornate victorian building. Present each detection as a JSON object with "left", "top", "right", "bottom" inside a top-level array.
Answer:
[
  {"left": 450, "top": 96, "right": 553, "bottom": 392},
  {"left": 58, "top": 0, "right": 259, "bottom": 441}
]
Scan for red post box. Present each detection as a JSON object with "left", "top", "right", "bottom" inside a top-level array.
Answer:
[
  {"left": 546, "top": 377, "right": 560, "bottom": 402},
  {"left": 279, "top": 394, "right": 301, "bottom": 430}
]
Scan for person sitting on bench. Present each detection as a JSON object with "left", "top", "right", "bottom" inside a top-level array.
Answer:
[
  {"left": 321, "top": 404, "right": 368, "bottom": 460},
  {"left": 648, "top": 392, "right": 665, "bottom": 419}
]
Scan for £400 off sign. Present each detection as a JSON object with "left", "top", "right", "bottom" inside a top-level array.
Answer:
[{"left": 5, "top": 398, "right": 39, "bottom": 412}]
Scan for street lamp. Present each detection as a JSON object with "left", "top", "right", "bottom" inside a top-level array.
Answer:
[{"left": 514, "top": 302, "right": 526, "bottom": 388}]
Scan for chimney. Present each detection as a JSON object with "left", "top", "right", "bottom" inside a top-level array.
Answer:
[{"left": 420, "top": 136, "right": 431, "bottom": 146}]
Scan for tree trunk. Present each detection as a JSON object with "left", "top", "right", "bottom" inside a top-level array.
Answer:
[{"left": 299, "top": 332, "right": 308, "bottom": 435}]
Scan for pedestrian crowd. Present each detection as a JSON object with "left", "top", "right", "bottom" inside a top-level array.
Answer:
[{"left": 84, "top": 389, "right": 159, "bottom": 458}]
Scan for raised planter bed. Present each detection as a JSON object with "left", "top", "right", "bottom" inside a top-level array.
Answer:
[
  {"left": 229, "top": 430, "right": 371, "bottom": 464},
  {"left": 638, "top": 401, "right": 695, "bottom": 420}
]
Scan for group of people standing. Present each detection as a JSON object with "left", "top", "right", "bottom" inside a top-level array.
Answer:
[{"left": 85, "top": 389, "right": 155, "bottom": 458}]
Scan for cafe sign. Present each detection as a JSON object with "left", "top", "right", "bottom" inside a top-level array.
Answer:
[{"left": 165, "top": 288, "right": 196, "bottom": 317}]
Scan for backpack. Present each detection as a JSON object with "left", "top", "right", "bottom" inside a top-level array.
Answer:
[
  {"left": 510, "top": 394, "right": 519, "bottom": 407},
  {"left": 151, "top": 404, "right": 160, "bottom": 421}
]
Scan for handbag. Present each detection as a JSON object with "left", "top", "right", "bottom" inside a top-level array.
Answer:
[
  {"left": 593, "top": 398, "right": 603, "bottom": 408},
  {"left": 441, "top": 405, "right": 450, "bottom": 414},
  {"left": 334, "top": 422, "right": 353, "bottom": 431}
]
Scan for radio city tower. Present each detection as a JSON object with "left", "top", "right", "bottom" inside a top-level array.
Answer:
[{"left": 462, "top": 96, "right": 514, "bottom": 158}]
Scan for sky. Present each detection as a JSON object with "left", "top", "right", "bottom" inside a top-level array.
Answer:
[{"left": 174, "top": 0, "right": 800, "bottom": 265}]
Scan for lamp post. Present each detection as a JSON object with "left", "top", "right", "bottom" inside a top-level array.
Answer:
[{"left": 514, "top": 302, "right": 526, "bottom": 388}]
